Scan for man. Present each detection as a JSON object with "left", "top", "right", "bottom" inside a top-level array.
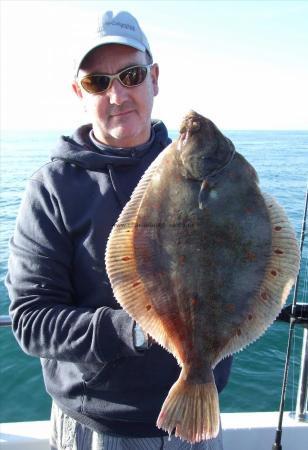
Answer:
[{"left": 6, "top": 10, "right": 232, "bottom": 450}]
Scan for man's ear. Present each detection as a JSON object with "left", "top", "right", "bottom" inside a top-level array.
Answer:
[
  {"left": 72, "top": 80, "right": 83, "bottom": 99},
  {"left": 151, "top": 63, "right": 159, "bottom": 97}
]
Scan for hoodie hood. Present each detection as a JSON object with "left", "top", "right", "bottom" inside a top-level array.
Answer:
[{"left": 51, "top": 120, "right": 170, "bottom": 171}]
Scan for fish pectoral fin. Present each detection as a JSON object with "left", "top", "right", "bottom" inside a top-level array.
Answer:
[{"left": 198, "top": 178, "right": 213, "bottom": 209}]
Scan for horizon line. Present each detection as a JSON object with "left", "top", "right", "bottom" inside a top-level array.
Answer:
[{"left": 1, "top": 127, "right": 308, "bottom": 134}]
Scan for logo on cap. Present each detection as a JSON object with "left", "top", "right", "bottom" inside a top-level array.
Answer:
[{"left": 102, "top": 21, "right": 136, "bottom": 32}]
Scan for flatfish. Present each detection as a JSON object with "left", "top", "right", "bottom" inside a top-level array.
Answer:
[{"left": 105, "top": 111, "right": 300, "bottom": 443}]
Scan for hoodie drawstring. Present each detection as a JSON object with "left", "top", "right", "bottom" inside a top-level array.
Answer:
[{"left": 107, "top": 164, "right": 128, "bottom": 208}]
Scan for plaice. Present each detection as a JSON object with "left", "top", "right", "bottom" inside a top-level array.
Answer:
[{"left": 105, "top": 111, "right": 300, "bottom": 443}]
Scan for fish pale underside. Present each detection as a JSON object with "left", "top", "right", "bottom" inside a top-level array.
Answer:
[{"left": 105, "top": 111, "right": 300, "bottom": 443}]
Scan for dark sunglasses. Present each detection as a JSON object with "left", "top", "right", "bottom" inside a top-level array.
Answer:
[{"left": 79, "top": 64, "right": 153, "bottom": 94}]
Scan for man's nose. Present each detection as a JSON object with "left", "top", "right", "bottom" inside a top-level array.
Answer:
[{"left": 106, "top": 79, "right": 129, "bottom": 105}]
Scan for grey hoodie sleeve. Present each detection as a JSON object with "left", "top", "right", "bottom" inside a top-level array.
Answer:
[{"left": 6, "top": 178, "right": 139, "bottom": 363}]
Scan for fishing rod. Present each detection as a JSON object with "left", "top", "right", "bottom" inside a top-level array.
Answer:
[{"left": 272, "top": 183, "right": 308, "bottom": 450}]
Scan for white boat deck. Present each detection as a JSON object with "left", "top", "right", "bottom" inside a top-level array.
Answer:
[{"left": 1, "top": 411, "right": 307, "bottom": 450}]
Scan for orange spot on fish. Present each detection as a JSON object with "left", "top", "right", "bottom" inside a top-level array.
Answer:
[
  {"left": 245, "top": 251, "right": 256, "bottom": 262},
  {"left": 248, "top": 314, "right": 253, "bottom": 320},
  {"left": 274, "top": 249, "right": 284, "bottom": 255},
  {"left": 179, "top": 255, "right": 186, "bottom": 265},
  {"left": 132, "top": 281, "right": 141, "bottom": 287},
  {"left": 271, "top": 270, "right": 277, "bottom": 276},
  {"left": 122, "top": 256, "right": 131, "bottom": 261},
  {"left": 191, "top": 297, "right": 198, "bottom": 306},
  {"left": 261, "top": 292, "right": 268, "bottom": 300},
  {"left": 146, "top": 304, "right": 152, "bottom": 311},
  {"left": 226, "top": 303, "right": 236, "bottom": 313},
  {"left": 275, "top": 226, "right": 282, "bottom": 231},
  {"left": 140, "top": 247, "right": 152, "bottom": 263}
]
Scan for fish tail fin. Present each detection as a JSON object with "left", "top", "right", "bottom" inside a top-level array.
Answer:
[{"left": 156, "top": 372, "right": 220, "bottom": 443}]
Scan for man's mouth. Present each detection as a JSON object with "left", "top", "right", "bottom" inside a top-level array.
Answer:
[{"left": 111, "top": 109, "right": 134, "bottom": 118}]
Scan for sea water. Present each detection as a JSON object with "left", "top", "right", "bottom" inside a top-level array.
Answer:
[{"left": 0, "top": 128, "right": 307, "bottom": 423}]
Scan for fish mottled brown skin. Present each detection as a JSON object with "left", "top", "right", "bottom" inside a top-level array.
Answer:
[
  {"left": 134, "top": 112, "right": 271, "bottom": 367},
  {"left": 105, "top": 111, "right": 300, "bottom": 443}
]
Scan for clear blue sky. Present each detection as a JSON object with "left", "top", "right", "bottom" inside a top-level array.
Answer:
[{"left": 1, "top": 0, "right": 308, "bottom": 131}]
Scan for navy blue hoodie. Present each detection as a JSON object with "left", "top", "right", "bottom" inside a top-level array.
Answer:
[{"left": 6, "top": 120, "right": 232, "bottom": 437}]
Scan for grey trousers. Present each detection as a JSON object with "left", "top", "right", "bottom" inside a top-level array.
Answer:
[{"left": 50, "top": 403, "right": 224, "bottom": 450}]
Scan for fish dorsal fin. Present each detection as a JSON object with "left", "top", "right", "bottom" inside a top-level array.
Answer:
[{"left": 105, "top": 142, "right": 181, "bottom": 358}]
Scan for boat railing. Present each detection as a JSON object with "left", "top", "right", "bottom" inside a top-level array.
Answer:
[
  {"left": 0, "top": 306, "right": 307, "bottom": 425},
  {"left": 0, "top": 315, "right": 11, "bottom": 327},
  {"left": 295, "top": 326, "right": 308, "bottom": 421},
  {"left": 277, "top": 302, "right": 308, "bottom": 423}
]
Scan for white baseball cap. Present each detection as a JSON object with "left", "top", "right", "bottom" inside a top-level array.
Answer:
[{"left": 74, "top": 11, "right": 152, "bottom": 77}]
